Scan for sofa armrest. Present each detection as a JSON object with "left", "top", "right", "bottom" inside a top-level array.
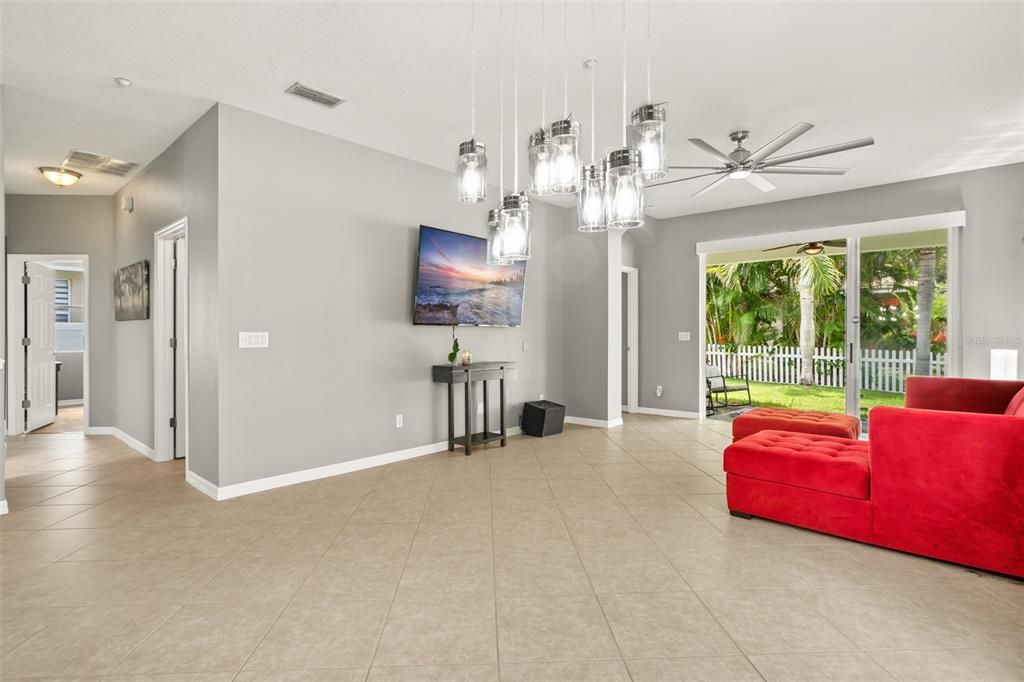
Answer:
[
  {"left": 904, "top": 376, "right": 1024, "bottom": 414},
  {"left": 869, "top": 405, "right": 1024, "bottom": 570}
]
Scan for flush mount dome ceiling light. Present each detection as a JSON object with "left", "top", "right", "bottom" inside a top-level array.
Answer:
[{"left": 38, "top": 166, "right": 82, "bottom": 188}]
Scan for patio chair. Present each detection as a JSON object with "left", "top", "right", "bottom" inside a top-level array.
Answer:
[{"left": 706, "top": 364, "right": 752, "bottom": 409}]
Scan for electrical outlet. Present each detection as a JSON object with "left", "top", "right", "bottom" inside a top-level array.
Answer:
[
  {"left": 522, "top": 341, "right": 530, "bottom": 352},
  {"left": 678, "top": 332, "right": 691, "bottom": 341},
  {"left": 656, "top": 385, "right": 664, "bottom": 398},
  {"left": 395, "top": 414, "right": 403, "bottom": 428},
  {"left": 477, "top": 402, "right": 484, "bottom": 415},
  {"left": 238, "top": 332, "right": 269, "bottom": 348},
  {"left": 539, "top": 393, "right": 544, "bottom": 400}
]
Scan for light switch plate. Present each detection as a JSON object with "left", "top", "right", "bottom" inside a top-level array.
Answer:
[
  {"left": 678, "top": 332, "right": 691, "bottom": 341},
  {"left": 239, "top": 332, "right": 270, "bottom": 349}
]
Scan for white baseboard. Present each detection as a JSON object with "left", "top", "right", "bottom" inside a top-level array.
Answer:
[
  {"left": 84, "top": 426, "right": 158, "bottom": 461},
  {"left": 565, "top": 416, "right": 624, "bottom": 429},
  {"left": 0, "top": 500, "right": 8, "bottom": 516},
  {"left": 58, "top": 399, "right": 83, "bottom": 407},
  {"left": 187, "top": 426, "right": 524, "bottom": 502},
  {"left": 637, "top": 407, "right": 702, "bottom": 419}
]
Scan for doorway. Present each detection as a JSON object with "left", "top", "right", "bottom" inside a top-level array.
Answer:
[
  {"left": 621, "top": 266, "right": 639, "bottom": 413},
  {"left": 6, "top": 255, "right": 89, "bottom": 435},
  {"left": 696, "top": 212, "right": 964, "bottom": 427},
  {"left": 153, "top": 218, "right": 188, "bottom": 463}
]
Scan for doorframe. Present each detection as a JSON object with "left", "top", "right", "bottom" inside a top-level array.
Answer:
[
  {"left": 153, "top": 218, "right": 189, "bottom": 465},
  {"left": 621, "top": 266, "right": 640, "bottom": 413},
  {"left": 5, "top": 254, "right": 90, "bottom": 435},
  {"left": 695, "top": 210, "right": 966, "bottom": 421}
]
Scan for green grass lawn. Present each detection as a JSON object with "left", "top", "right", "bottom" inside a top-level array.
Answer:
[{"left": 744, "top": 381, "right": 905, "bottom": 416}]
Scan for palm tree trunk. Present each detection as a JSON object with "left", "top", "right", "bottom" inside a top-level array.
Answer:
[
  {"left": 799, "top": 281, "right": 816, "bottom": 385},
  {"left": 914, "top": 248, "right": 936, "bottom": 376}
]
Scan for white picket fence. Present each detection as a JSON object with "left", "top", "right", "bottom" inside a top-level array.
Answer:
[{"left": 706, "top": 344, "right": 946, "bottom": 393}]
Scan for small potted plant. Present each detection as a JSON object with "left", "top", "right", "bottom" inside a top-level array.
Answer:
[{"left": 448, "top": 327, "right": 460, "bottom": 366}]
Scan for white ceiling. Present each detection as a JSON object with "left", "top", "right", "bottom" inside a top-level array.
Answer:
[{"left": 3, "top": 1, "right": 1023, "bottom": 218}]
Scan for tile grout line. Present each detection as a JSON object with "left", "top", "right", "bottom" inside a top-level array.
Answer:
[{"left": 232, "top": 471, "right": 381, "bottom": 681}]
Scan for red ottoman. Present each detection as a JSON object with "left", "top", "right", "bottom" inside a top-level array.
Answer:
[
  {"left": 724, "top": 430, "right": 873, "bottom": 541},
  {"left": 732, "top": 407, "right": 861, "bottom": 442}
]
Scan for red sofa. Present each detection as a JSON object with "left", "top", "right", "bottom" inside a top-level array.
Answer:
[{"left": 725, "top": 376, "right": 1024, "bottom": 578}]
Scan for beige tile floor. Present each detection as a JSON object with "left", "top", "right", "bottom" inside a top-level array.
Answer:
[
  {"left": 30, "top": 405, "right": 85, "bottom": 435},
  {"left": 0, "top": 415, "right": 1021, "bottom": 681}
]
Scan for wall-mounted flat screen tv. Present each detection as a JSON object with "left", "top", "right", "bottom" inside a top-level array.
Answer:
[{"left": 413, "top": 225, "right": 526, "bottom": 326}]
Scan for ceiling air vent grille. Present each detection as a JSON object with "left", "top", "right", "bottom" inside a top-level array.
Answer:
[
  {"left": 63, "top": 150, "right": 139, "bottom": 177},
  {"left": 285, "top": 81, "right": 344, "bottom": 108}
]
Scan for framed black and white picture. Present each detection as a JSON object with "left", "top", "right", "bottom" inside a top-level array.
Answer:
[{"left": 114, "top": 260, "right": 150, "bottom": 321}]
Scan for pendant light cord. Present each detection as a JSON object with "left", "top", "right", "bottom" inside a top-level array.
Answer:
[
  {"left": 498, "top": 2, "right": 504, "bottom": 196},
  {"left": 646, "top": 0, "right": 652, "bottom": 103},
  {"left": 513, "top": 0, "right": 519, "bottom": 189},
  {"left": 562, "top": 0, "right": 568, "bottom": 117},
  {"left": 621, "top": 0, "right": 628, "bottom": 146},
  {"left": 540, "top": 2, "right": 546, "bottom": 126},
  {"left": 470, "top": 0, "right": 476, "bottom": 137},
  {"left": 590, "top": 1, "right": 596, "bottom": 162}
]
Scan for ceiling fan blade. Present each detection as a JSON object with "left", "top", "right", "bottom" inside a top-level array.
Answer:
[
  {"left": 746, "top": 122, "right": 814, "bottom": 165},
  {"left": 693, "top": 174, "right": 731, "bottom": 197},
  {"left": 744, "top": 173, "right": 776, "bottom": 193},
  {"left": 759, "top": 166, "right": 848, "bottom": 175},
  {"left": 761, "top": 138, "right": 875, "bottom": 167},
  {"left": 762, "top": 243, "right": 805, "bottom": 252},
  {"left": 688, "top": 138, "right": 735, "bottom": 165},
  {"left": 648, "top": 171, "right": 724, "bottom": 188},
  {"left": 667, "top": 165, "right": 723, "bottom": 170}
]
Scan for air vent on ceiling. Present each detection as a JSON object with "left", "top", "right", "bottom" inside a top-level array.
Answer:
[
  {"left": 285, "top": 81, "right": 344, "bottom": 108},
  {"left": 63, "top": 150, "right": 139, "bottom": 177}
]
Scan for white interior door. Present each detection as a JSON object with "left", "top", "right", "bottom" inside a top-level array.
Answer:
[
  {"left": 173, "top": 238, "right": 187, "bottom": 459},
  {"left": 25, "top": 262, "right": 57, "bottom": 432}
]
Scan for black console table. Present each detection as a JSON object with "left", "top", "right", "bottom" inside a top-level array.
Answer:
[{"left": 432, "top": 361, "right": 517, "bottom": 455}]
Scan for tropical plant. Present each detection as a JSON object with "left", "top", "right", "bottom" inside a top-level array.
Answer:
[{"left": 784, "top": 255, "right": 843, "bottom": 385}]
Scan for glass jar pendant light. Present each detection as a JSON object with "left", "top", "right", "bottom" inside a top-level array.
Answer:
[
  {"left": 550, "top": 118, "right": 581, "bottom": 194},
  {"left": 456, "top": 1, "right": 486, "bottom": 204},
  {"left": 577, "top": 163, "right": 607, "bottom": 232},
  {"left": 500, "top": 0, "right": 531, "bottom": 262},
  {"left": 500, "top": 192, "right": 531, "bottom": 260},
  {"left": 606, "top": 148, "right": 644, "bottom": 230},
  {"left": 486, "top": 208, "right": 510, "bottom": 265},
  {"left": 630, "top": 104, "right": 667, "bottom": 181},
  {"left": 528, "top": 129, "right": 555, "bottom": 195},
  {"left": 457, "top": 140, "right": 487, "bottom": 203}
]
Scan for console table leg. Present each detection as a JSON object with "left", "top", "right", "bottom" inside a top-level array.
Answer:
[
  {"left": 482, "top": 380, "right": 490, "bottom": 440},
  {"left": 499, "top": 376, "right": 507, "bottom": 446},
  {"left": 464, "top": 378, "right": 473, "bottom": 456},
  {"left": 447, "top": 383, "right": 455, "bottom": 451}
]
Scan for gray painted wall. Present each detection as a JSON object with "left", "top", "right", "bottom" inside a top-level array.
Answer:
[
  {"left": 56, "top": 352, "right": 83, "bottom": 402},
  {"left": 215, "top": 104, "right": 570, "bottom": 486},
  {"left": 113, "top": 104, "right": 220, "bottom": 484},
  {"left": 636, "top": 163, "right": 1024, "bottom": 413},
  {"left": 5, "top": 196, "right": 116, "bottom": 427},
  {"left": 1, "top": 85, "right": 6, "bottom": 507}
]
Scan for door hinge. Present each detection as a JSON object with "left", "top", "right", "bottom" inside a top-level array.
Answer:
[
  {"left": 169, "top": 417, "right": 177, "bottom": 428},
  {"left": 21, "top": 398, "right": 31, "bottom": 409},
  {"left": 21, "top": 274, "right": 31, "bottom": 285},
  {"left": 169, "top": 337, "right": 177, "bottom": 349},
  {"left": 172, "top": 258, "right": 178, "bottom": 270},
  {"left": 21, "top": 337, "right": 31, "bottom": 347}
]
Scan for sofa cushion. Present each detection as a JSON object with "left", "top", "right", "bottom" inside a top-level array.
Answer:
[
  {"left": 1004, "top": 387, "right": 1024, "bottom": 417},
  {"left": 725, "top": 430, "right": 871, "bottom": 499},
  {"left": 732, "top": 407, "right": 861, "bottom": 441}
]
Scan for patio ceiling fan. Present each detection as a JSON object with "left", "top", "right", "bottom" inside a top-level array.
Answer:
[
  {"left": 650, "top": 123, "right": 874, "bottom": 197},
  {"left": 762, "top": 240, "right": 847, "bottom": 256}
]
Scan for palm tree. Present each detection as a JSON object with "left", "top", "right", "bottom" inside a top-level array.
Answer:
[
  {"left": 785, "top": 255, "right": 843, "bottom": 385},
  {"left": 914, "top": 248, "right": 937, "bottom": 375}
]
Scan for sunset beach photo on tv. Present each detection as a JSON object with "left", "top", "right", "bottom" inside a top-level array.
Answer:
[{"left": 413, "top": 225, "right": 526, "bottom": 326}]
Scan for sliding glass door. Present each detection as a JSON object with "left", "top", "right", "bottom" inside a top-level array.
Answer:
[{"left": 847, "top": 229, "right": 951, "bottom": 433}]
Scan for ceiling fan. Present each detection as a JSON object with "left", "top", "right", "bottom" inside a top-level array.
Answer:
[
  {"left": 650, "top": 123, "right": 874, "bottom": 197},
  {"left": 762, "top": 240, "right": 846, "bottom": 256}
]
